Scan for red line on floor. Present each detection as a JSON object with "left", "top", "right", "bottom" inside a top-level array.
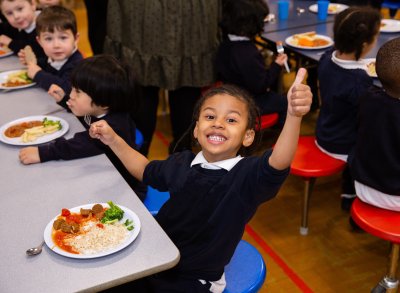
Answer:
[
  {"left": 154, "top": 130, "right": 170, "bottom": 146},
  {"left": 245, "top": 225, "right": 314, "bottom": 293}
]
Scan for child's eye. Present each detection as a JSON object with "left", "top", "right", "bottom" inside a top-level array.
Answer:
[
  {"left": 227, "top": 118, "right": 237, "bottom": 123},
  {"left": 44, "top": 37, "right": 52, "bottom": 41},
  {"left": 205, "top": 115, "right": 214, "bottom": 120}
]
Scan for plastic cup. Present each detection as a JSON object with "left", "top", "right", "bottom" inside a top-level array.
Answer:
[
  {"left": 278, "top": 1, "right": 289, "bottom": 20},
  {"left": 317, "top": 1, "right": 329, "bottom": 20}
]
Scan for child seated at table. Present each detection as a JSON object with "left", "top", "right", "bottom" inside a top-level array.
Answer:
[
  {"left": 0, "top": 0, "right": 45, "bottom": 59},
  {"left": 19, "top": 55, "right": 147, "bottom": 200},
  {"left": 91, "top": 69, "right": 312, "bottom": 293},
  {"left": 349, "top": 37, "right": 400, "bottom": 212},
  {"left": 215, "top": 0, "right": 288, "bottom": 125},
  {"left": 19, "top": 5, "right": 83, "bottom": 108},
  {"left": 315, "top": 7, "right": 381, "bottom": 211}
]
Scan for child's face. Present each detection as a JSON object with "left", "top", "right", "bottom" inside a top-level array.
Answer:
[
  {"left": 37, "top": 29, "right": 78, "bottom": 61},
  {"left": 67, "top": 88, "right": 107, "bottom": 117},
  {"left": 193, "top": 93, "right": 255, "bottom": 163},
  {"left": 1, "top": 0, "right": 36, "bottom": 30}
]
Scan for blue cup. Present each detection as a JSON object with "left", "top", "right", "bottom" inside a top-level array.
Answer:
[
  {"left": 317, "top": 1, "right": 329, "bottom": 20},
  {"left": 278, "top": 1, "right": 289, "bottom": 20}
]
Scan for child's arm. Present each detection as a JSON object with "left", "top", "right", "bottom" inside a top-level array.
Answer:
[
  {"left": 48, "top": 84, "right": 65, "bottom": 103},
  {"left": 268, "top": 68, "right": 312, "bottom": 170},
  {"left": 89, "top": 120, "right": 149, "bottom": 181},
  {"left": 19, "top": 147, "right": 40, "bottom": 165}
]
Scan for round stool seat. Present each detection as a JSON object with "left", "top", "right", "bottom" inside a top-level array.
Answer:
[
  {"left": 290, "top": 136, "right": 346, "bottom": 178},
  {"left": 260, "top": 113, "right": 279, "bottom": 130},
  {"left": 351, "top": 197, "right": 400, "bottom": 244},
  {"left": 144, "top": 186, "right": 170, "bottom": 216},
  {"left": 224, "top": 240, "right": 266, "bottom": 293}
]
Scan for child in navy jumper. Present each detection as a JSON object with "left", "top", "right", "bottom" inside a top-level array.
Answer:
[
  {"left": 0, "top": 0, "right": 45, "bottom": 58},
  {"left": 216, "top": 0, "right": 288, "bottom": 125},
  {"left": 18, "top": 55, "right": 147, "bottom": 200},
  {"left": 316, "top": 7, "right": 381, "bottom": 211},
  {"left": 349, "top": 37, "right": 400, "bottom": 211},
  {"left": 19, "top": 5, "right": 83, "bottom": 108},
  {"left": 90, "top": 69, "right": 312, "bottom": 293}
]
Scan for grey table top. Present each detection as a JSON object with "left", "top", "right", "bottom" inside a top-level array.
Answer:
[{"left": 0, "top": 57, "right": 179, "bottom": 293}]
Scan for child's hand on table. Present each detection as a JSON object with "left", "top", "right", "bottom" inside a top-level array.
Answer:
[
  {"left": 26, "top": 62, "right": 41, "bottom": 79},
  {"left": 19, "top": 147, "right": 40, "bottom": 165},
  {"left": 287, "top": 68, "right": 312, "bottom": 117}
]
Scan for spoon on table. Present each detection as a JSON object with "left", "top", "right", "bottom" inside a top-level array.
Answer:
[{"left": 26, "top": 241, "right": 45, "bottom": 256}]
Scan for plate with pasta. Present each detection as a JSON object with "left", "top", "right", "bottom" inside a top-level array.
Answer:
[
  {"left": 0, "top": 47, "right": 13, "bottom": 58},
  {"left": 0, "top": 115, "right": 69, "bottom": 146},
  {"left": 0, "top": 69, "right": 35, "bottom": 90},
  {"left": 285, "top": 31, "right": 333, "bottom": 50}
]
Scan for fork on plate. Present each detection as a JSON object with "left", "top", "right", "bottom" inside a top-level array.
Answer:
[{"left": 276, "top": 41, "right": 290, "bottom": 73}]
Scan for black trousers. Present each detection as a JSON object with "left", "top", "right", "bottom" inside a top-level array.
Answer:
[{"left": 83, "top": 0, "right": 108, "bottom": 55}]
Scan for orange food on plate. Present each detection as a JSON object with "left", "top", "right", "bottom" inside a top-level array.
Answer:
[
  {"left": 293, "top": 31, "right": 330, "bottom": 47},
  {"left": 4, "top": 120, "right": 43, "bottom": 138}
]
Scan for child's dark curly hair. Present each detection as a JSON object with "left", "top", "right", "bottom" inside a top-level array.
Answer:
[
  {"left": 190, "top": 84, "right": 262, "bottom": 156},
  {"left": 70, "top": 55, "right": 142, "bottom": 113},
  {"left": 220, "top": 0, "right": 269, "bottom": 39},
  {"left": 334, "top": 7, "right": 381, "bottom": 60},
  {"left": 376, "top": 37, "right": 400, "bottom": 95}
]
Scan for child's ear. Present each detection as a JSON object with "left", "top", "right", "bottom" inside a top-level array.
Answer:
[
  {"left": 193, "top": 121, "right": 199, "bottom": 139},
  {"left": 242, "top": 129, "right": 255, "bottom": 147}
]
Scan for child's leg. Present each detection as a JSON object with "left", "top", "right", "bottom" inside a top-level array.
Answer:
[
  {"left": 341, "top": 165, "right": 356, "bottom": 211},
  {"left": 148, "top": 272, "right": 212, "bottom": 293}
]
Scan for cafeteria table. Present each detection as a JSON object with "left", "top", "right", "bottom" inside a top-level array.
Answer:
[
  {"left": 0, "top": 62, "right": 180, "bottom": 292},
  {"left": 0, "top": 54, "right": 22, "bottom": 72}
]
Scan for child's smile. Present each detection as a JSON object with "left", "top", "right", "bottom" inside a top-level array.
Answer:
[{"left": 194, "top": 93, "right": 255, "bottom": 163}]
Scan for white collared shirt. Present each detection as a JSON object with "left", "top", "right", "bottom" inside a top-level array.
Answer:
[
  {"left": 228, "top": 34, "right": 250, "bottom": 42},
  {"left": 48, "top": 48, "right": 77, "bottom": 70},
  {"left": 331, "top": 50, "right": 370, "bottom": 71},
  {"left": 190, "top": 151, "right": 243, "bottom": 171},
  {"left": 23, "top": 10, "right": 40, "bottom": 33}
]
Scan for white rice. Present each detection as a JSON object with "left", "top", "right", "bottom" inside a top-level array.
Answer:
[{"left": 64, "top": 220, "right": 129, "bottom": 254}]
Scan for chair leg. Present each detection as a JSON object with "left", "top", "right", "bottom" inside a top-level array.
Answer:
[
  {"left": 300, "top": 177, "right": 316, "bottom": 235},
  {"left": 371, "top": 243, "right": 400, "bottom": 293}
]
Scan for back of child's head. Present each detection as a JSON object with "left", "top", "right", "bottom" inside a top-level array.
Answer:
[
  {"left": 220, "top": 0, "right": 269, "bottom": 38},
  {"left": 334, "top": 7, "right": 381, "bottom": 60},
  {"left": 376, "top": 37, "right": 400, "bottom": 95},
  {"left": 36, "top": 5, "right": 77, "bottom": 35},
  {"left": 192, "top": 84, "right": 262, "bottom": 156},
  {"left": 70, "top": 55, "right": 141, "bottom": 113}
]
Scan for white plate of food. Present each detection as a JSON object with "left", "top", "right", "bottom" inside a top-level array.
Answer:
[
  {"left": 285, "top": 32, "right": 333, "bottom": 50},
  {"left": 364, "top": 58, "right": 377, "bottom": 78},
  {"left": 0, "top": 69, "right": 36, "bottom": 90},
  {"left": 0, "top": 47, "right": 13, "bottom": 58},
  {"left": 309, "top": 3, "right": 349, "bottom": 14},
  {"left": 0, "top": 115, "right": 69, "bottom": 146},
  {"left": 380, "top": 19, "right": 400, "bottom": 33},
  {"left": 44, "top": 202, "right": 141, "bottom": 259}
]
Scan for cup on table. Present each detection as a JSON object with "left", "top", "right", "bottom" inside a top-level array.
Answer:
[
  {"left": 277, "top": 0, "right": 289, "bottom": 20},
  {"left": 317, "top": 0, "right": 329, "bottom": 20}
]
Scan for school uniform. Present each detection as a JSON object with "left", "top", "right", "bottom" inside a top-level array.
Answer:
[
  {"left": 38, "top": 112, "right": 147, "bottom": 200},
  {"left": 34, "top": 50, "right": 83, "bottom": 99},
  {"left": 216, "top": 35, "right": 287, "bottom": 118},
  {"left": 348, "top": 87, "right": 400, "bottom": 210},
  {"left": 1, "top": 13, "right": 46, "bottom": 59},
  {"left": 139, "top": 149, "right": 289, "bottom": 292},
  {"left": 316, "top": 49, "right": 374, "bottom": 202}
]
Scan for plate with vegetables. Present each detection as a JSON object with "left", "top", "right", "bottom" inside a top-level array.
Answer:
[
  {"left": 0, "top": 116, "right": 69, "bottom": 146},
  {"left": 0, "top": 69, "right": 35, "bottom": 89},
  {"left": 44, "top": 201, "right": 141, "bottom": 259}
]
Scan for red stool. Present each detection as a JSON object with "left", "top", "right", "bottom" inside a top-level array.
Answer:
[
  {"left": 351, "top": 198, "right": 400, "bottom": 292},
  {"left": 291, "top": 136, "right": 346, "bottom": 235},
  {"left": 260, "top": 113, "right": 279, "bottom": 130}
]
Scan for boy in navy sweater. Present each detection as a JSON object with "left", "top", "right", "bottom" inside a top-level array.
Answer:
[
  {"left": 19, "top": 5, "right": 82, "bottom": 108},
  {"left": 349, "top": 37, "right": 400, "bottom": 211}
]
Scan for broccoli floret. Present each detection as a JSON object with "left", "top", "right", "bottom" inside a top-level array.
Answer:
[
  {"left": 43, "top": 117, "right": 62, "bottom": 130},
  {"left": 101, "top": 201, "right": 124, "bottom": 223}
]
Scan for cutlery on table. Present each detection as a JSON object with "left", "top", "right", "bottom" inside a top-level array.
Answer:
[{"left": 276, "top": 41, "right": 290, "bottom": 73}]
